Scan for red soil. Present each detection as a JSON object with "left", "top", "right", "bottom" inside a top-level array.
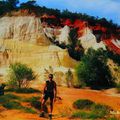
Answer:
[{"left": 1, "top": 86, "right": 120, "bottom": 120}]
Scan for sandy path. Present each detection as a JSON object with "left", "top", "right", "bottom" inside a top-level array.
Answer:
[{"left": 0, "top": 86, "right": 120, "bottom": 120}]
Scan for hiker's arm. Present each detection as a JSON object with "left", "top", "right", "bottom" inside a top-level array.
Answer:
[
  {"left": 54, "top": 82, "right": 57, "bottom": 100},
  {"left": 43, "top": 82, "right": 47, "bottom": 94}
]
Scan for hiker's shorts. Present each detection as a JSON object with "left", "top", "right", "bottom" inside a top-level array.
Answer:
[{"left": 43, "top": 91, "right": 54, "bottom": 100}]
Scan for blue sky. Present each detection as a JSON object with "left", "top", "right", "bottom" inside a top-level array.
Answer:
[{"left": 20, "top": 0, "right": 120, "bottom": 25}]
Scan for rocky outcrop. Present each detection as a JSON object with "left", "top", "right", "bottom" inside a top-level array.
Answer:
[
  {"left": 44, "top": 25, "right": 70, "bottom": 45},
  {"left": 78, "top": 27, "right": 106, "bottom": 51},
  {"left": 57, "top": 25, "right": 70, "bottom": 44},
  {"left": 0, "top": 16, "right": 50, "bottom": 45}
]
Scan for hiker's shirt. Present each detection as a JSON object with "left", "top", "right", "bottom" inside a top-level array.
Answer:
[{"left": 44, "top": 80, "right": 55, "bottom": 95}]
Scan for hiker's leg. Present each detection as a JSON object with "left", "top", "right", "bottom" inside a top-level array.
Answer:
[
  {"left": 41, "top": 98, "right": 47, "bottom": 112},
  {"left": 50, "top": 98, "right": 54, "bottom": 114}
]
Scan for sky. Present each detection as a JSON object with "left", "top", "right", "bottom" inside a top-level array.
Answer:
[{"left": 20, "top": 0, "right": 120, "bottom": 25}]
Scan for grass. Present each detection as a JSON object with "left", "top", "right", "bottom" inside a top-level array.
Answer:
[
  {"left": 5, "top": 88, "right": 41, "bottom": 94},
  {"left": 3, "top": 101, "right": 36, "bottom": 114},
  {"left": 71, "top": 111, "right": 103, "bottom": 119},
  {"left": 72, "top": 99, "right": 115, "bottom": 119},
  {"left": 91, "top": 103, "right": 111, "bottom": 116},
  {"left": 0, "top": 93, "right": 39, "bottom": 114},
  {"left": 73, "top": 99, "right": 94, "bottom": 109}
]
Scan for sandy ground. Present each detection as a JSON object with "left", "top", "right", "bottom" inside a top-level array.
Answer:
[{"left": 0, "top": 84, "right": 120, "bottom": 120}]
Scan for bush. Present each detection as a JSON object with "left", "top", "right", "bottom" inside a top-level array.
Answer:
[
  {"left": 5, "top": 88, "right": 41, "bottom": 93},
  {"left": 7, "top": 63, "right": 36, "bottom": 88},
  {"left": 3, "top": 101, "right": 22, "bottom": 109},
  {"left": 72, "top": 99, "right": 113, "bottom": 119},
  {"left": 76, "top": 48, "right": 114, "bottom": 89},
  {"left": 0, "top": 94, "right": 20, "bottom": 103},
  {"left": 91, "top": 104, "right": 111, "bottom": 118},
  {"left": 73, "top": 99, "right": 94, "bottom": 109},
  {"left": 3, "top": 101, "right": 36, "bottom": 114},
  {"left": 15, "top": 88, "right": 41, "bottom": 93}
]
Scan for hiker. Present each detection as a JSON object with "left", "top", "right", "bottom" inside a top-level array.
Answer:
[{"left": 40, "top": 74, "right": 57, "bottom": 118}]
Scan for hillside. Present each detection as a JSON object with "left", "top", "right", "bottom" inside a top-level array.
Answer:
[{"left": 0, "top": 1, "right": 120, "bottom": 120}]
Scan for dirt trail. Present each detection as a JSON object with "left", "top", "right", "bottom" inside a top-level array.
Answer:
[{"left": 1, "top": 85, "right": 120, "bottom": 120}]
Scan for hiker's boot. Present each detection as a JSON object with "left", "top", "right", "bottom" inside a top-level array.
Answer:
[
  {"left": 49, "top": 113, "right": 52, "bottom": 119},
  {"left": 39, "top": 111, "right": 44, "bottom": 117}
]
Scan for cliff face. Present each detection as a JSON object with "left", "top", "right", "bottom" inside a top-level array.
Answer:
[
  {"left": 0, "top": 16, "right": 50, "bottom": 45},
  {"left": 78, "top": 27, "right": 106, "bottom": 51},
  {"left": 41, "top": 15, "right": 120, "bottom": 54}
]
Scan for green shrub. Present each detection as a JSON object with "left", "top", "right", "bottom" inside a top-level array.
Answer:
[
  {"left": 72, "top": 111, "right": 102, "bottom": 119},
  {"left": 72, "top": 110, "right": 110, "bottom": 119},
  {"left": 15, "top": 88, "right": 41, "bottom": 93},
  {"left": 3, "top": 101, "right": 36, "bottom": 114},
  {"left": 7, "top": 63, "right": 36, "bottom": 88},
  {"left": 92, "top": 103, "right": 111, "bottom": 114},
  {"left": 73, "top": 99, "right": 94, "bottom": 109},
  {"left": 3, "top": 101, "right": 22, "bottom": 109},
  {"left": 5, "top": 88, "right": 41, "bottom": 93},
  {"left": 76, "top": 48, "right": 114, "bottom": 89},
  {"left": 72, "top": 99, "right": 113, "bottom": 119},
  {"left": 0, "top": 94, "right": 20, "bottom": 103}
]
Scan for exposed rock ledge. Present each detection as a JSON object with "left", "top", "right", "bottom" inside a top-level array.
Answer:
[{"left": 0, "top": 16, "right": 50, "bottom": 45}]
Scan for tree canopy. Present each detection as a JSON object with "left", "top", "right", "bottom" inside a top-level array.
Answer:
[{"left": 76, "top": 48, "right": 114, "bottom": 89}]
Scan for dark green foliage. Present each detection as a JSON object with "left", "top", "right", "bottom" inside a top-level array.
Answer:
[
  {"left": 3, "top": 101, "right": 36, "bottom": 114},
  {"left": 68, "top": 28, "right": 84, "bottom": 60},
  {"left": 6, "top": 0, "right": 19, "bottom": 10},
  {"left": 0, "top": 0, "right": 19, "bottom": 16},
  {"left": 91, "top": 104, "right": 111, "bottom": 117},
  {"left": 3, "top": 101, "right": 22, "bottom": 109},
  {"left": 71, "top": 111, "right": 106, "bottom": 119},
  {"left": 5, "top": 88, "right": 41, "bottom": 93},
  {"left": 72, "top": 99, "right": 113, "bottom": 119},
  {"left": 0, "top": 94, "right": 20, "bottom": 104},
  {"left": 73, "top": 99, "right": 94, "bottom": 109},
  {"left": 8, "top": 63, "right": 36, "bottom": 88},
  {"left": 76, "top": 48, "right": 114, "bottom": 89},
  {"left": 15, "top": 88, "right": 40, "bottom": 93}
]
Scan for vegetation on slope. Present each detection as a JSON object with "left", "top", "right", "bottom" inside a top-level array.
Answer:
[{"left": 76, "top": 48, "right": 115, "bottom": 89}]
